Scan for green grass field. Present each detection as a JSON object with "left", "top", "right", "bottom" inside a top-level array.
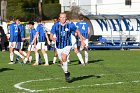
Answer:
[{"left": 0, "top": 50, "right": 140, "bottom": 93}]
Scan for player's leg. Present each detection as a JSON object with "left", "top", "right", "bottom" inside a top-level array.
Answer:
[
  {"left": 41, "top": 42, "right": 49, "bottom": 66},
  {"left": 74, "top": 47, "right": 85, "bottom": 65},
  {"left": 60, "top": 46, "right": 72, "bottom": 82},
  {"left": 53, "top": 48, "right": 58, "bottom": 64},
  {"left": 9, "top": 42, "right": 15, "bottom": 64},
  {"left": 84, "top": 39, "right": 89, "bottom": 64}
]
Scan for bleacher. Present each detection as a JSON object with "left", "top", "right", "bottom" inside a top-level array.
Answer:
[{"left": 88, "top": 35, "right": 140, "bottom": 50}]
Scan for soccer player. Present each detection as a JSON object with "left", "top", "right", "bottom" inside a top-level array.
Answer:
[
  {"left": 50, "top": 12, "right": 85, "bottom": 82},
  {"left": 66, "top": 18, "right": 85, "bottom": 65},
  {"left": 76, "top": 14, "right": 90, "bottom": 64},
  {"left": 32, "top": 17, "right": 50, "bottom": 66},
  {"left": 8, "top": 18, "right": 25, "bottom": 64},
  {"left": 23, "top": 21, "right": 38, "bottom": 64},
  {"left": 15, "top": 18, "right": 27, "bottom": 63},
  {"left": 8, "top": 17, "right": 15, "bottom": 64}
]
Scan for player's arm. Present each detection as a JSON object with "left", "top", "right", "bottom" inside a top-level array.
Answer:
[
  {"left": 32, "top": 32, "right": 38, "bottom": 45},
  {"left": 23, "top": 36, "right": 30, "bottom": 40},
  {"left": 45, "top": 32, "right": 51, "bottom": 45}
]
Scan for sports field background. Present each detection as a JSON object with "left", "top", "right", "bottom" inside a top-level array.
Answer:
[{"left": 0, "top": 50, "right": 140, "bottom": 93}]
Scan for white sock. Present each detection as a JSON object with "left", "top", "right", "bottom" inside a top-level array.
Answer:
[
  {"left": 22, "top": 51, "right": 27, "bottom": 56},
  {"left": 43, "top": 53, "right": 49, "bottom": 64},
  {"left": 77, "top": 52, "right": 84, "bottom": 64},
  {"left": 10, "top": 52, "right": 14, "bottom": 62},
  {"left": 62, "top": 62, "right": 68, "bottom": 73},
  {"left": 14, "top": 50, "right": 24, "bottom": 59},
  {"left": 53, "top": 57, "right": 57, "bottom": 64},
  {"left": 85, "top": 51, "right": 88, "bottom": 63},
  {"left": 67, "top": 54, "right": 70, "bottom": 62},
  {"left": 35, "top": 53, "right": 39, "bottom": 63}
]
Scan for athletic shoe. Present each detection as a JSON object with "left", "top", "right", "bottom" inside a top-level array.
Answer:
[
  {"left": 8, "top": 62, "right": 15, "bottom": 64},
  {"left": 65, "top": 72, "right": 70, "bottom": 83},
  {"left": 15, "top": 58, "right": 19, "bottom": 64},
  {"left": 44, "top": 64, "right": 49, "bottom": 66},
  {"left": 32, "top": 62, "right": 39, "bottom": 66}
]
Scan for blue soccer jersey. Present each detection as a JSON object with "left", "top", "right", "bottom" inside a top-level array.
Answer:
[
  {"left": 9, "top": 23, "right": 24, "bottom": 42},
  {"left": 9, "top": 22, "right": 15, "bottom": 42},
  {"left": 36, "top": 23, "right": 46, "bottom": 42},
  {"left": 29, "top": 28, "right": 37, "bottom": 43},
  {"left": 51, "top": 22, "right": 76, "bottom": 49},
  {"left": 76, "top": 21, "right": 89, "bottom": 39}
]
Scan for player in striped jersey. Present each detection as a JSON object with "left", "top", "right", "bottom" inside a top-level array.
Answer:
[
  {"left": 76, "top": 14, "right": 90, "bottom": 64},
  {"left": 50, "top": 12, "right": 85, "bottom": 82}
]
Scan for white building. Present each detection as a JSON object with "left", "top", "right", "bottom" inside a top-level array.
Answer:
[
  {"left": 60, "top": 0, "right": 140, "bottom": 42},
  {"left": 60, "top": 0, "right": 140, "bottom": 15}
]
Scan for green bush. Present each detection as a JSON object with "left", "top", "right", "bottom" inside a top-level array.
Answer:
[{"left": 42, "top": 4, "right": 61, "bottom": 20}]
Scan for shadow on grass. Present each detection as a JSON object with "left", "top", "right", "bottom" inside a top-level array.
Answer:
[
  {"left": 69, "top": 74, "right": 101, "bottom": 83},
  {"left": 0, "top": 68, "right": 14, "bottom": 72},
  {"left": 88, "top": 59, "right": 104, "bottom": 64}
]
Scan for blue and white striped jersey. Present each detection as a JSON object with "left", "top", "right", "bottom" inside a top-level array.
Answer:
[{"left": 51, "top": 22, "right": 77, "bottom": 49}]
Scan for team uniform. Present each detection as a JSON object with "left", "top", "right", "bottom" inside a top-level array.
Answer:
[
  {"left": 33, "top": 23, "right": 49, "bottom": 65},
  {"left": 36, "top": 23, "right": 47, "bottom": 50},
  {"left": 51, "top": 22, "right": 77, "bottom": 61},
  {"left": 76, "top": 20, "right": 89, "bottom": 64},
  {"left": 76, "top": 21, "right": 89, "bottom": 47}
]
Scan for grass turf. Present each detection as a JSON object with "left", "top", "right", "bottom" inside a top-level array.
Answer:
[{"left": 0, "top": 50, "right": 140, "bottom": 93}]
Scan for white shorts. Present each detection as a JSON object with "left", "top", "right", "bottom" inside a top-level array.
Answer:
[
  {"left": 56, "top": 46, "right": 72, "bottom": 61},
  {"left": 9, "top": 42, "right": 23, "bottom": 49},
  {"left": 36, "top": 42, "right": 46, "bottom": 50},
  {"left": 28, "top": 44, "right": 35, "bottom": 51},
  {"left": 9, "top": 42, "right": 16, "bottom": 48},
  {"left": 71, "top": 34, "right": 77, "bottom": 49}
]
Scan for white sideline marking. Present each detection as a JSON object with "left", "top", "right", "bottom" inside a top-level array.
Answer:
[{"left": 14, "top": 72, "right": 140, "bottom": 92}]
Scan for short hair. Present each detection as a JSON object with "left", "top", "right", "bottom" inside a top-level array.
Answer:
[
  {"left": 36, "top": 17, "right": 42, "bottom": 23},
  {"left": 79, "top": 14, "right": 84, "bottom": 20},
  {"left": 59, "top": 12, "right": 67, "bottom": 17},
  {"left": 15, "top": 17, "right": 21, "bottom": 21},
  {"left": 8, "top": 16, "right": 14, "bottom": 21},
  {"left": 28, "top": 21, "right": 34, "bottom": 25}
]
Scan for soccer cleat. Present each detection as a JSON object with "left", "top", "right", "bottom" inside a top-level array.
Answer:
[
  {"left": 8, "top": 62, "right": 15, "bottom": 64},
  {"left": 32, "top": 62, "right": 39, "bottom": 66},
  {"left": 44, "top": 64, "right": 49, "bottom": 66},
  {"left": 65, "top": 72, "right": 70, "bottom": 83},
  {"left": 15, "top": 58, "right": 19, "bottom": 64}
]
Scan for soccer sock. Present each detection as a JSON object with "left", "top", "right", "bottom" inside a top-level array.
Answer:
[
  {"left": 62, "top": 62, "right": 68, "bottom": 73},
  {"left": 67, "top": 54, "right": 70, "bottom": 62},
  {"left": 77, "top": 52, "right": 84, "bottom": 64},
  {"left": 85, "top": 51, "right": 88, "bottom": 63},
  {"left": 35, "top": 53, "right": 39, "bottom": 63},
  {"left": 14, "top": 50, "right": 24, "bottom": 59},
  {"left": 53, "top": 57, "right": 57, "bottom": 64},
  {"left": 22, "top": 51, "right": 27, "bottom": 56},
  {"left": 10, "top": 52, "right": 14, "bottom": 62},
  {"left": 43, "top": 53, "right": 49, "bottom": 65}
]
